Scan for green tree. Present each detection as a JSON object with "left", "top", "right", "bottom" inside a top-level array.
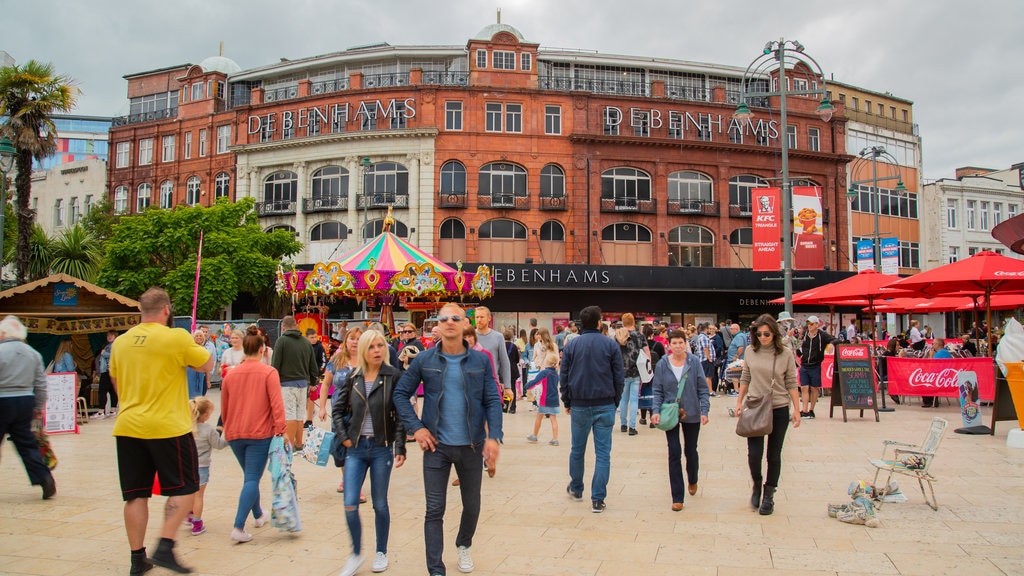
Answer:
[
  {"left": 80, "top": 196, "right": 119, "bottom": 245},
  {"left": 97, "top": 197, "right": 301, "bottom": 318},
  {"left": 0, "top": 60, "right": 79, "bottom": 285},
  {"left": 26, "top": 223, "right": 52, "bottom": 281},
  {"left": 49, "top": 224, "right": 102, "bottom": 282}
]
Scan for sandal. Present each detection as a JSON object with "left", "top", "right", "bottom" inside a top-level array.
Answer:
[{"left": 337, "top": 482, "right": 344, "bottom": 493}]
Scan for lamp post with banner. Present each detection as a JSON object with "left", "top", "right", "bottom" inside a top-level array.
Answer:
[{"left": 846, "top": 146, "right": 907, "bottom": 274}]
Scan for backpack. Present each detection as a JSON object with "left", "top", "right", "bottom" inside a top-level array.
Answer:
[
  {"left": 621, "top": 330, "right": 642, "bottom": 372},
  {"left": 647, "top": 339, "right": 664, "bottom": 367}
]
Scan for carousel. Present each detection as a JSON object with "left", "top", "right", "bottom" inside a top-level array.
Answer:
[{"left": 276, "top": 208, "right": 493, "bottom": 333}]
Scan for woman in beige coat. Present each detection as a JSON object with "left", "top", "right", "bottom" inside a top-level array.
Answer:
[{"left": 735, "top": 313, "right": 800, "bottom": 515}]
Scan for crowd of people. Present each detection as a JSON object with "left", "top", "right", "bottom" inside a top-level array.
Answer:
[{"left": 7, "top": 292, "right": 985, "bottom": 576}]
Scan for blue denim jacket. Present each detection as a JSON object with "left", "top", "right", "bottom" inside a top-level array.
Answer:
[{"left": 394, "top": 341, "right": 504, "bottom": 445}]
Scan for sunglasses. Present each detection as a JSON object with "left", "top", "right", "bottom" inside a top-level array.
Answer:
[
  {"left": 756, "top": 331, "right": 774, "bottom": 337},
  {"left": 438, "top": 315, "right": 464, "bottom": 323},
  {"left": 400, "top": 329, "right": 416, "bottom": 334}
]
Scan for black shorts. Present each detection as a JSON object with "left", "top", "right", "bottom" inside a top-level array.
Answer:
[{"left": 116, "top": 433, "right": 200, "bottom": 501}]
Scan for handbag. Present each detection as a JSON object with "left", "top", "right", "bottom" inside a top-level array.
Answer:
[
  {"left": 301, "top": 426, "right": 335, "bottom": 466},
  {"left": 735, "top": 354, "right": 777, "bottom": 438},
  {"left": 35, "top": 420, "right": 57, "bottom": 471},
  {"left": 268, "top": 436, "right": 302, "bottom": 532},
  {"left": 656, "top": 370, "right": 688, "bottom": 431}
]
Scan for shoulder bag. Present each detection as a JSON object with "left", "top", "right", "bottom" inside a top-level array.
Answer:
[
  {"left": 656, "top": 368, "right": 688, "bottom": 431},
  {"left": 736, "top": 353, "right": 776, "bottom": 438}
]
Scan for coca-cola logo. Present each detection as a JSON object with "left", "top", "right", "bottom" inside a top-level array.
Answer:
[
  {"left": 908, "top": 367, "right": 961, "bottom": 388},
  {"left": 994, "top": 270, "right": 1024, "bottom": 277},
  {"left": 825, "top": 361, "right": 834, "bottom": 381},
  {"left": 839, "top": 347, "right": 867, "bottom": 359}
]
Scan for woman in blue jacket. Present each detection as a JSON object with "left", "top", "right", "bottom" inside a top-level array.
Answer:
[{"left": 650, "top": 329, "right": 710, "bottom": 511}]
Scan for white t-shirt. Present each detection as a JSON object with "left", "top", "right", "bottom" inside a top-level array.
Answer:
[
  {"left": 909, "top": 327, "right": 923, "bottom": 344},
  {"left": 846, "top": 324, "right": 857, "bottom": 340}
]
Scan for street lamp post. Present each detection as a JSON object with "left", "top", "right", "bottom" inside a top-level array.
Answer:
[
  {"left": 0, "top": 137, "right": 18, "bottom": 285},
  {"left": 846, "top": 146, "right": 906, "bottom": 272},
  {"left": 734, "top": 39, "right": 834, "bottom": 317},
  {"left": 359, "top": 156, "right": 372, "bottom": 320}
]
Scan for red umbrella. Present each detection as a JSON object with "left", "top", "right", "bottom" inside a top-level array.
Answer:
[
  {"left": 812, "top": 270, "right": 910, "bottom": 342},
  {"left": 888, "top": 250, "right": 1024, "bottom": 355}
]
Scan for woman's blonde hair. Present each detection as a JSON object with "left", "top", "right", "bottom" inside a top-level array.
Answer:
[
  {"left": 536, "top": 328, "right": 554, "bottom": 352},
  {"left": 189, "top": 397, "right": 215, "bottom": 432},
  {"left": 330, "top": 326, "right": 364, "bottom": 368},
  {"left": 354, "top": 329, "right": 391, "bottom": 375}
]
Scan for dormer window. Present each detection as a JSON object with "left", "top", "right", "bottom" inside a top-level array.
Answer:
[
  {"left": 493, "top": 50, "right": 515, "bottom": 70},
  {"left": 520, "top": 53, "right": 532, "bottom": 71},
  {"left": 476, "top": 49, "right": 487, "bottom": 69},
  {"left": 191, "top": 83, "right": 203, "bottom": 101}
]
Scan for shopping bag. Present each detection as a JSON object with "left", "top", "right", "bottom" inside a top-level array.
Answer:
[
  {"left": 34, "top": 420, "right": 57, "bottom": 470},
  {"left": 268, "top": 436, "right": 302, "bottom": 532},
  {"left": 301, "top": 427, "right": 335, "bottom": 467}
]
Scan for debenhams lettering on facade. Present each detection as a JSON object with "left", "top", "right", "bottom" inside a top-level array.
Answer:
[
  {"left": 246, "top": 97, "right": 780, "bottom": 138},
  {"left": 491, "top": 266, "right": 612, "bottom": 287}
]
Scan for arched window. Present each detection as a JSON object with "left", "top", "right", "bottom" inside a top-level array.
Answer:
[
  {"left": 265, "top": 224, "right": 296, "bottom": 235},
  {"left": 729, "top": 227, "right": 752, "bottom": 245},
  {"left": 540, "top": 164, "right": 565, "bottom": 198},
  {"left": 599, "top": 222, "right": 652, "bottom": 265},
  {"left": 311, "top": 166, "right": 348, "bottom": 206},
  {"left": 601, "top": 167, "right": 651, "bottom": 211},
  {"left": 362, "top": 162, "right": 409, "bottom": 208},
  {"left": 159, "top": 180, "right": 174, "bottom": 209},
  {"left": 264, "top": 171, "right": 298, "bottom": 211},
  {"left": 310, "top": 221, "right": 346, "bottom": 242},
  {"left": 438, "top": 218, "right": 467, "bottom": 262},
  {"left": 729, "top": 174, "right": 769, "bottom": 215},
  {"left": 791, "top": 178, "right": 819, "bottom": 187},
  {"left": 215, "top": 172, "right": 231, "bottom": 198},
  {"left": 668, "top": 170, "right": 713, "bottom": 202},
  {"left": 668, "top": 225, "right": 714, "bottom": 267},
  {"left": 186, "top": 176, "right": 201, "bottom": 206},
  {"left": 137, "top": 183, "right": 152, "bottom": 212},
  {"left": 114, "top": 186, "right": 128, "bottom": 214},
  {"left": 478, "top": 218, "right": 528, "bottom": 263},
  {"left": 479, "top": 162, "right": 527, "bottom": 208},
  {"left": 362, "top": 218, "right": 409, "bottom": 240},
  {"left": 538, "top": 220, "right": 566, "bottom": 264},
  {"left": 440, "top": 161, "right": 467, "bottom": 195}
]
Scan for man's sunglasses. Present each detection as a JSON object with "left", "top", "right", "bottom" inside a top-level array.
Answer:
[{"left": 438, "top": 315, "right": 464, "bottom": 323}]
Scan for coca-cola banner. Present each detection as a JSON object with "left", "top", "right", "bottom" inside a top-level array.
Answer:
[
  {"left": 886, "top": 357, "right": 995, "bottom": 400},
  {"left": 821, "top": 355, "right": 835, "bottom": 388},
  {"left": 751, "top": 187, "right": 781, "bottom": 271}
]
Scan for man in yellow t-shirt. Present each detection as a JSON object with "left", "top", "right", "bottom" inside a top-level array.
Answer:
[{"left": 110, "top": 287, "right": 212, "bottom": 575}]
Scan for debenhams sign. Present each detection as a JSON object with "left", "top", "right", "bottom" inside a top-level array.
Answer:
[{"left": 491, "top": 265, "right": 612, "bottom": 287}]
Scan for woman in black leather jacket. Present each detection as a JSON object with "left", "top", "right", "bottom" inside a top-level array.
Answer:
[{"left": 332, "top": 329, "right": 406, "bottom": 576}]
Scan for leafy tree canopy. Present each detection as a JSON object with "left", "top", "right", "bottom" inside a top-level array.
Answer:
[{"left": 97, "top": 197, "right": 301, "bottom": 319}]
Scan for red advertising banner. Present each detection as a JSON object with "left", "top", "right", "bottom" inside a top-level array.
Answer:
[
  {"left": 821, "top": 355, "right": 834, "bottom": 388},
  {"left": 792, "top": 186, "right": 824, "bottom": 270},
  {"left": 886, "top": 357, "right": 995, "bottom": 400},
  {"left": 751, "top": 187, "right": 781, "bottom": 271}
]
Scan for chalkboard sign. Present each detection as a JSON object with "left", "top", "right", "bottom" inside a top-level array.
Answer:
[{"left": 829, "top": 344, "right": 880, "bottom": 422}]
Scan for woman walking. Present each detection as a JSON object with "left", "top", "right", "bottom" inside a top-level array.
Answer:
[
  {"left": 735, "top": 314, "right": 800, "bottom": 515},
  {"left": 322, "top": 326, "right": 363, "bottom": 495},
  {"left": 220, "top": 326, "right": 286, "bottom": 542},
  {"left": 333, "top": 330, "right": 406, "bottom": 576},
  {"left": 650, "top": 329, "right": 709, "bottom": 511}
]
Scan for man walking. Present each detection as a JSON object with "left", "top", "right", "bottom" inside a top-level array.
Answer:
[
  {"left": 562, "top": 305, "right": 624, "bottom": 513},
  {"left": 0, "top": 315, "right": 57, "bottom": 500},
  {"left": 110, "top": 287, "right": 213, "bottom": 575},
  {"left": 797, "top": 315, "right": 833, "bottom": 419},
  {"left": 697, "top": 323, "right": 717, "bottom": 396},
  {"left": 395, "top": 303, "right": 503, "bottom": 576},
  {"left": 473, "top": 306, "right": 512, "bottom": 399},
  {"left": 723, "top": 323, "right": 747, "bottom": 396},
  {"left": 272, "top": 316, "right": 319, "bottom": 449},
  {"left": 304, "top": 328, "right": 327, "bottom": 426}
]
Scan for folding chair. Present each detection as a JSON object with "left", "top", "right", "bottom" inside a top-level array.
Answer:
[
  {"left": 76, "top": 397, "right": 89, "bottom": 424},
  {"left": 869, "top": 417, "right": 947, "bottom": 510}
]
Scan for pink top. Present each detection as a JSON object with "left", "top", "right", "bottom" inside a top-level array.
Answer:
[{"left": 220, "top": 360, "right": 286, "bottom": 441}]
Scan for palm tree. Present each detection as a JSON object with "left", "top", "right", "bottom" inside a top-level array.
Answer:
[
  {"left": 26, "top": 223, "right": 52, "bottom": 281},
  {"left": 0, "top": 60, "right": 78, "bottom": 284},
  {"left": 49, "top": 224, "right": 101, "bottom": 282}
]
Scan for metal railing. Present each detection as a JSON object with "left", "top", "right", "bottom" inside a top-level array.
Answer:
[
  {"left": 264, "top": 85, "right": 299, "bottom": 103},
  {"left": 728, "top": 204, "right": 753, "bottom": 218},
  {"left": 422, "top": 71, "right": 469, "bottom": 86},
  {"left": 255, "top": 200, "right": 297, "bottom": 216},
  {"left": 539, "top": 77, "right": 647, "bottom": 96},
  {"left": 362, "top": 73, "right": 410, "bottom": 88},
  {"left": 539, "top": 194, "right": 568, "bottom": 211},
  {"left": 478, "top": 194, "right": 530, "bottom": 210},
  {"left": 357, "top": 193, "right": 410, "bottom": 209},
  {"left": 437, "top": 191, "right": 468, "bottom": 208},
  {"left": 599, "top": 197, "right": 657, "bottom": 214},
  {"left": 302, "top": 195, "right": 348, "bottom": 213},
  {"left": 664, "top": 85, "right": 709, "bottom": 102},
  {"left": 667, "top": 199, "right": 719, "bottom": 216},
  {"left": 310, "top": 78, "right": 349, "bottom": 96},
  {"left": 112, "top": 108, "right": 177, "bottom": 127}
]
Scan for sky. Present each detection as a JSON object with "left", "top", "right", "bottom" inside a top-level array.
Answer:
[{"left": 3, "top": 0, "right": 1021, "bottom": 182}]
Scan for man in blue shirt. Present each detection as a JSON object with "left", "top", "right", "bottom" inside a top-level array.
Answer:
[
  {"left": 395, "top": 303, "right": 503, "bottom": 576},
  {"left": 723, "top": 323, "right": 747, "bottom": 396}
]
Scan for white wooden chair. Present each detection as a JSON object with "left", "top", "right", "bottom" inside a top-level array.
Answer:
[{"left": 869, "top": 417, "right": 947, "bottom": 510}]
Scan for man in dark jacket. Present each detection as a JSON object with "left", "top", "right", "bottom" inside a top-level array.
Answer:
[
  {"left": 272, "top": 316, "right": 319, "bottom": 449},
  {"left": 561, "top": 305, "right": 624, "bottom": 513}
]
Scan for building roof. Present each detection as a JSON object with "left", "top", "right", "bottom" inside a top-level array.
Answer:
[
  {"left": 198, "top": 55, "right": 241, "bottom": 75},
  {"left": 472, "top": 23, "right": 528, "bottom": 42},
  {"left": 0, "top": 274, "right": 140, "bottom": 317}
]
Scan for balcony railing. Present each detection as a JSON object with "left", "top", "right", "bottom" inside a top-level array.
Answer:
[
  {"left": 422, "top": 71, "right": 470, "bottom": 87},
  {"left": 437, "top": 192, "right": 468, "bottom": 208},
  {"left": 538, "top": 77, "right": 647, "bottom": 96},
  {"left": 728, "top": 204, "right": 753, "bottom": 218},
  {"left": 363, "top": 73, "right": 410, "bottom": 88},
  {"left": 256, "top": 200, "right": 297, "bottom": 216},
  {"left": 310, "top": 78, "right": 349, "bottom": 96},
  {"left": 264, "top": 85, "right": 299, "bottom": 103},
  {"left": 112, "top": 107, "right": 177, "bottom": 127},
  {"left": 478, "top": 194, "right": 530, "bottom": 210},
  {"left": 664, "top": 85, "right": 709, "bottom": 102},
  {"left": 599, "top": 197, "right": 657, "bottom": 214},
  {"left": 539, "top": 194, "right": 568, "bottom": 211},
  {"left": 668, "top": 199, "right": 719, "bottom": 216},
  {"left": 357, "top": 193, "right": 410, "bottom": 210},
  {"left": 303, "top": 195, "right": 348, "bottom": 214}
]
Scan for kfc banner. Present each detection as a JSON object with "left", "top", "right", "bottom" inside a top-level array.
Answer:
[
  {"left": 886, "top": 357, "right": 995, "bottom": 400},
  {"left": 792, "top": 186, "right": 824, "bottom": 270},
  {"left": 751, "top": 187, "right": 781, "bottom": 271}
]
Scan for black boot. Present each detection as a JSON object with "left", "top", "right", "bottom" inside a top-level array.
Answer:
[
  {"left": 150, "top": 538, "right": 192, "bottom": 574},
  {"left": 759, "top": 484, "right": 776, "bottom": 516},
  {"left": 750, "top": 483, "right": 762, "bottom": 509},
  {"left": 130, "top": 548, "right": 154, "bottom": 576}
]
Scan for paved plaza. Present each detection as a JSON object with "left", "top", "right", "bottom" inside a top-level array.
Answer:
[{"left": 2, "top": 391, "right": 1024, "bottom": 576}]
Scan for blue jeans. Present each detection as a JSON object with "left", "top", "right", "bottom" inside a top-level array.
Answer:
[
  {"left": 568, "top": 404, "right": 615, "bottom": 502},
  {"left": 344, "top": 437, "right": 395, "bottom": 555},
  {"left": 228, "top": 437, "right": 271, "bottom": 530},
  {"left": 423, "top": 443, "right": 483, "bottom": 576},
  {"left": 617, "top": 377, "right": 641, "bottom": 428}
]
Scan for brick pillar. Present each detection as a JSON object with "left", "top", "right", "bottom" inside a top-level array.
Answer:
[
  {"left": 250, "top": 87, "right": 264, "bottom": 106},
  {"left": 298, "top": 79, "right": 311, "bottom": 97}
]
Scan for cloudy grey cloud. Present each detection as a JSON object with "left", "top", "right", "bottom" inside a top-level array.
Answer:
[{"left": 4, "top": 0, "right": 1021, "bottom": 180}]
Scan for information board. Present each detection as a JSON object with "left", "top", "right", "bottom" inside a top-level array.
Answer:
[
  {"left": 44, "top": 372, "right": 79, "bottom": 434},
  {"left": 829, "top": 344, "right": 880, "bottom": 422}
]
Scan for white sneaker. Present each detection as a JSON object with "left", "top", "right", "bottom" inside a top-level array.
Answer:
[
  {"left": 230, "top": 528, "right": 253, "bottom": 543},
  {"left": 372, "top": 551, "right": 388, "bottom": 572},
  {"left": 457, "top": 546, "right": 474, "bottom": 573},
  {"left": 338, "top": 553, "right": 365, "bottom": 576},
  {"left": 253, "top": 513, "right": 269, "bottom": 528}
]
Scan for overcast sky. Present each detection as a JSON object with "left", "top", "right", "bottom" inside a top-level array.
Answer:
[{"left": 4, "top": 0, "right": 1021, "bottom": 181}]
